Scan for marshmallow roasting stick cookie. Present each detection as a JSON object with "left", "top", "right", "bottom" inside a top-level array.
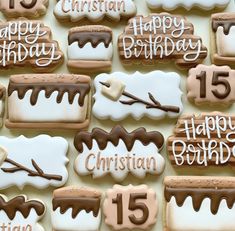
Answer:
[
  {"left": 67, "top": 25, "right": 113, "bottom": 73},
  {"left": 118, "top": 13, "right": 208, "bottom": 69},
  {"left": 54, "top": 0, "right": 136, "bottom": 22},
  {"left": 0, "top": 0, "right": 49, "bottom": 18},
  {"left": 146, "top": 0, "right": 230, "bottom": 11},
  {"left": 0, "top": 195, "right": 45, "bottom": 231},
  {"left": 0, "top": 19, "right": 64, "bottom": 72},
  {"left": 211, "top": 13, "right": 235, "bottom": 66},
  {"left": 51, "top": 186, "right": 102, "bottom": 231},
  {"left": 6, "top": 74, "right": 91, "bottom": 130},
  {"left": 164, "top": 176, "right": 235, "bottom": 231},
  {"left": 74, "top": 126, "right": 165, "bottom": 181}
]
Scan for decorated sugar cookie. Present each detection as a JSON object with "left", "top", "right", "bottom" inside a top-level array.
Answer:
[
  {"left": 0, "top": 135, "right": 68, "bottom": 189},
  {"left": 67, "top": 25, "right": 113, "bottom": 73},
  {"left": 0, "top": 19, "right": 63, "bottom": 72},
  {"left": 168, "top": 112, "right": 235, "bottom": 167},
  {"left": 0, "top": 0, "right": 48, "bottom": 18},
  {"left": 93, "top": 71, "right": 183, "bottom": 121},
  {"left": 51, "top": 186, "right": 102, "bottom": 231},
  {"left": 164, "top": 176, "right": 235, "bottom": 231},
  {"left": 54, "top": 0, "right": 136, "bottom": 22},
  {"left": 74, "top": 126, "right": 165, "bottom": 181},
  {"left": 6, "top": 74, "right": 91, "bottom": 130},
  {"left": 211, "top": 13, "right": 235, "bottom": 66},
  {"left": 103, "top": 185, "right": 158, "bottom": 230},
  {"left": 0, "top": 84, "right": 5, "bottom": 127},
  {"left": 187, "top": 64, "right": 235, "bottom": 106},
  {"left": 146, "top": 0, "right": 230, "bottom": 10},
  {"left": 0, "top": 195, "right": 45, "bottom": 231},
  {"left": 118, "top": 13, "right": 208, "bottom": 69}
]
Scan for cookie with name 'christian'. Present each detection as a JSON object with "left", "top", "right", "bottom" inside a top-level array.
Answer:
[
  {"left": 93, "top": 71, "right": 183, "bottom": 121},
  {"left": 51, "top": 186, "right": 102, "bottom": 231},
  {"left": 0, "top": 135, "right": 68, "bottom": 189},
  {"left": 74, "top": 126, "right": 165, "bottom": 181},
  {"left": 164, "top": 176, "right": 235, "bottom": 231},
  {"left": 0, "top": 0, "right": 48, "bottom": 18},
  {"left": 167, "top": 112, "right": 235, "bottom": 168},
  {"left": 103, "top": 184, "right": 158, "bottom": 230},
  {"left": 0, "top": 194, "right": 45, "bottom": 231},
  {"left": 118, "top": 13, "right": 207, "bottom": 69},
  {"left": 54, "top": 0, "right": 136, "bottom": 22},
  {"left": 68, "top": 25, "right": 113, "bottom": 73},
  {"left": 6, "top": 74, "right": 91, "bottom": 130}
]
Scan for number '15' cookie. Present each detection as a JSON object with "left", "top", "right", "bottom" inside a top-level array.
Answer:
[
  {"left": 118, "top": 13, "right": 207, "bottom": 69},
  {"left": 164, "top": 176, "right": 235, "bottom": 231},
  {"left": 74, "top": 126, "right": 165, "bottom": 181}
]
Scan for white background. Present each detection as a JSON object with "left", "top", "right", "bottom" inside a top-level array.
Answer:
[{"left": 1, "top": 0, "right": 235, "bottom": 230}]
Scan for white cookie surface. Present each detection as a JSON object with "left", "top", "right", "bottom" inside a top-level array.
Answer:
[
  {"left": 0, "top": 135, "right": 69, "bottom": 189},
  {"left": 93, "top": 71, "right": 183, "bottom": 121},
  {"left": 54, "top": 0, "right": 136, "bottom": 22},
  {"left": 146, "top": 0, "right": 230, "bottom": 10}
]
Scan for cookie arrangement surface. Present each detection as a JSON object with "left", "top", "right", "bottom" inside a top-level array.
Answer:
[{"left": 0, "top": 1, "right": 234, "bottom": 231}]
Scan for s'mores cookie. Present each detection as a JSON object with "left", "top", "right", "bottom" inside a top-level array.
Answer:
[
  {"left": 6, "top": 74, "right": 91, "bottom": 130},
  {"left": 51, "top": 186, "right": 102, "bottom": 231},
  {"left": 67, "top": 25, "right": 113, "bottom": 73}
]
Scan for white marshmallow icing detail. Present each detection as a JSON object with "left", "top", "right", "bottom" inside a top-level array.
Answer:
[
  {"left": 216, "top": 26, "right": 235, "bottom": 56},
  {"left": 51, "top": 208, "right": 101, "bottom": 231},
  {"left": 74, "top": 140, "right": 165, "bottom": 181},
  {"left": 166, "top": 196, "right": 235, "bottom": 231},
  {"left": 68, "top": 42, "right": 113, "bottom": 61},
  {"left": 146, "top": 0, "right": 230, "bottom": 10},
  {"left": 54, "top": 0, "right": 136, "bottom": 22},
  {"left": 0, "top": 135, "right": 69, "bottom": 189},
  {"left": 93, "top": 71, "right": 183, "bottom": 121},
  {"left": 8, "top": 90, "right": 88, "bottom": 122}
]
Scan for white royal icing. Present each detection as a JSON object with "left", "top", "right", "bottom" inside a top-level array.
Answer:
[
  {"left": 68, "top": 42, "right": 113, "bottom": 61},
  {"left": 54, "top": 0, "right": 136, "bottom": 22},
  {"left": 93, "top": 71, "right": 183, "bottom": 121},
  {"left": 166, "top": 196, "right": 235, "bottom": 231},
  {"left": 75, "top": 140, "right": 165, "bottom": 181},
  {"left": 0, "top": 135, "right": 69, "bottom": 189},
  {"left": 216, "top": 26, "right": 235, "bottom": 56},
  {"left": 8, "top": 90, "right": 88, "bottom": 122},
  {"left": 146, "top": 0, "right": 230, "bottom": 10},
  {"left": 51, "top": 208, "right": 101, "bottom": 231}
]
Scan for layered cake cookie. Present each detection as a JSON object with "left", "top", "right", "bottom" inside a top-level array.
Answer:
[
  {"left": 167, "top": 112, "right": 235, "bottom": 167},
  {"left": 93, "top": 71, "right": 183, "bottom": 121},
  {"left": 187, "top": 64, "right": 235, "bottom": 106},
  {"left": 211, "top": 13, "right": 235, "bottom": 66},
  {"left": 0, "top": 19, "right": 63, "bottom": 72},
  {"left": 67, "top": 25, "right": 113, "bottom": 73},
  {"left": 74, "top": 126, "right": 165, "bottom": 181},
  {"left": 103, "top": 185, "right": 158, "bottom": 230},
  {"left": 51, "top": 186, "right": 102, "bottom": 231},
  {"left": 164, "top": 176, "right": 235, "bottom": 231},
  {"left": 0, "top": 195, "right": 45, "bottom": 231},
  {"left": 0, "top": 84, "right": 5, "bottom": 127},
  {"left": 118, "top": 13, "right": 207, "bottom": 69},
  {"left": 0, "top": 135, "right": 68, "bottom": 189},
  {"left": 0, "top": 0, "right": 48, "bottom": 18},
  {"left": 6, "top": 74, "right": 91, "bottom": 130},
  {"left": 54, "top": 0, "right": 136, "bottom": 22},
  {"left": 146, "top": 0, "right": 230, "bottom": 10}
]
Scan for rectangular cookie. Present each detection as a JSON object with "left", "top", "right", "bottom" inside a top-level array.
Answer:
[
  {"left": 164, "top": 176, "right": 235, "bottom": 231},
  {"left": 6, "top": 74, "right": 91, "bottom": 130}
]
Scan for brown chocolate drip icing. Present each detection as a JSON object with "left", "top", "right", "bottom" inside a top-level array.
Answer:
[
  {"left": 8, "top": 82, "right": 90, "bottom": 106},
  {"left": 0, "top": 196, "right": 45, "bottom": 220},
  {"left": 68, "top": 32, "right": 112, "bottom": 48},
  {"left": 212, "top": 20, "right": 235, "bottom": 35},
  {"left": 74, "top": 126, "right": 164, "bottom": 152},
  {"left": 52, "top": 197, "right": 100, "bottom": 218},
  {"left": 165, "top": 187, "right": 235, "bottom": 215}
]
